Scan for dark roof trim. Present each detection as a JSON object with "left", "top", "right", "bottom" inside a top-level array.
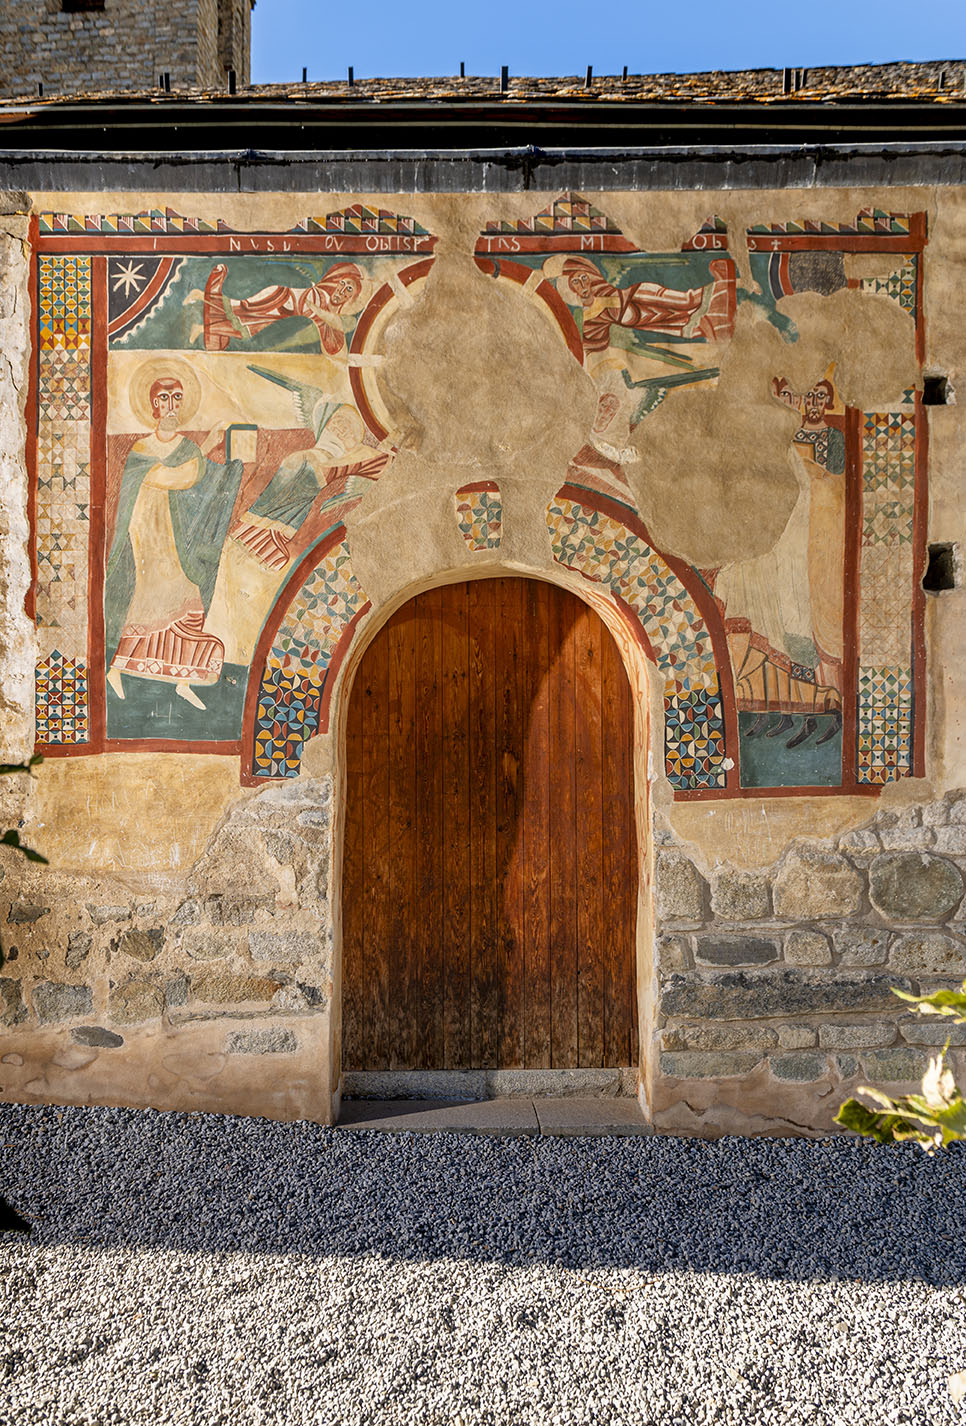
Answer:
[
  {"left": 3, "top": 142, "right": 966, "bottom": 194},
  {"left": 0, "top": 95, "right": 964, "bottom": 151}
]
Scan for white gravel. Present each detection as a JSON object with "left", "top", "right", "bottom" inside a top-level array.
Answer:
[{"left": 1, "top": 1102, "right": 965, "bottom": 1426}]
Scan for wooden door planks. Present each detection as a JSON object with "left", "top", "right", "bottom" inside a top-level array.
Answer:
[{"left": 342, "top": 577, "right": 638, "bottom": 1072}]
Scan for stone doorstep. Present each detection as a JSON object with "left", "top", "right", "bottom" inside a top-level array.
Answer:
[
  {"left": 341, "top": 1068, "right": 638, "bottom": 1102},
  {"left": 336, "top": 1097, "right": 650, "bottom": 1138}
]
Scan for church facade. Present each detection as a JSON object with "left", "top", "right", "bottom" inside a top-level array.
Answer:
[{"left": 0, "top": 64, "right": 965, "bottom": 1135}]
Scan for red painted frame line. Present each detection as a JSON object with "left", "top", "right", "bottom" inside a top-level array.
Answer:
[
  {"left": 348, "top": 257, "right": 434, "bottom": 437},
  {"left": 24, "top": 215, "right": 38, "bottom": 627},
  {"left": 842, "top": 405, "right": 862, "bottom": 786},
  {"left": 238, "top": 523, "right": 368, "bottom": 785},
  {"left": 88, "top": 254, "right": 108, "bottom": 750},
  {"left": 36, "top": 234, "right": 437, "bottom": 257}
]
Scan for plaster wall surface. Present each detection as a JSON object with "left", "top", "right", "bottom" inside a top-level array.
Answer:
[{"left": 0, "top": 181, "right": 964, "bottom": 1136}]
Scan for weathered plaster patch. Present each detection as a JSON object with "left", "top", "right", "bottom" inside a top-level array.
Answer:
[{"left": 20, "top": 753, "right": 247, "bottom": 879}]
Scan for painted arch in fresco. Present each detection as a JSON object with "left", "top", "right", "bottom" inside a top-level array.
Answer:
[
  {"left": 29, "top": 198, "right": 927, "bottom": 800},
  {"left": 473, "top": 195, "right": 928, "bottom": 797},
  {"left": 31, "top": 205, "right": 436, "bottom": 758}
]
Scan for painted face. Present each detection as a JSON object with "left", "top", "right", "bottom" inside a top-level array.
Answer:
[
  {"left": 317, "top": 406, "right": 365, "bottom": 458},
  {"left": 329, "top": 276, "right": 358, "bottom": 307},
  {"left": 567, "top": 271, "right": 597, "bottom": 306},
  {"left": 803, "top": 385, "right": 831, "bottom": 425},
  {"left": 151, "top": 381, "right": 184, "bottom": 433}
]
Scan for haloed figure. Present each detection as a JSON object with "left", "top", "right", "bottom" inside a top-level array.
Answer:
[{"left": 105, "top": 369, "right": 243, "bottom": 710}]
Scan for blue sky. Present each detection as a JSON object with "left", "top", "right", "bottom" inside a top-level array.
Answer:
[{"left": 252, "top": 1, "right": 966, "bottom": 84}]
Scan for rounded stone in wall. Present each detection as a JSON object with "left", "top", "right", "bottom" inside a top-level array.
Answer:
[{"left": 868, "top": 851, "right": 965, "bottom": 922}]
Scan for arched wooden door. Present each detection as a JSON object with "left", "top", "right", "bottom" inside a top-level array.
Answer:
[{"left": 342, "top": 577, "right": 639, "bottom": 1071}]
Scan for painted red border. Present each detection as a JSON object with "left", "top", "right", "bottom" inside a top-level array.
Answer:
[
  {"left": 456, "top": 480, "right": 501, "bottom": 495},
  {"left": 842, "top": 405, "right": 862, "bottom": 786},
  {"left": 747, "top": 232, "right": 926, "bottom": 254},
  {"left": 473, "top": 256, "right": 585, "bottom": 365},
  {"left": 348, "top": 257, "right": 434, "bottom": 438},
  {"left": 24, "top": 216, "right": 38, "bottom": 628},
  {"left": 912, "top": 391, "right": 928, "bottom": 779},
  {"left": 475, "top": 234, "right": 636, "bottom": 255},
  {"left": 88, "top": 254, "right": 108, "bottom": 751},
  {"left": 36, "top": 233, "right": 436, "bottom": 257}
]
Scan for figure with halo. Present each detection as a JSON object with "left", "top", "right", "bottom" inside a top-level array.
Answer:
[{"left": 104, "top": 359, "right": 245, "bottom": 710}]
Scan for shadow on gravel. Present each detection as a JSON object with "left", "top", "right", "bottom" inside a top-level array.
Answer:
[{"left": 1, "top": 1103, "right": 964, "bottom": 1286}]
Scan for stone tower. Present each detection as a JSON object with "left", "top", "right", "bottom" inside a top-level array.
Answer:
[{"left": 0, "top": 0, "right": 254, "bottom": 99}]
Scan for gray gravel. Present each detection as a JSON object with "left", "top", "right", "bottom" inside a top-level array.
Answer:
[{"left": 1, "top": 1103, "right": 965, "bottom": 1426}]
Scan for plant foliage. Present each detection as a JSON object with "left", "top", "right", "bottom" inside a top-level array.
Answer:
[{"left": 836, "top": 983, "right": 966, "bottom": 1152}]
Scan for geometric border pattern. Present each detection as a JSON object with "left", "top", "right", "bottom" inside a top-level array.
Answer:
[
  {"left": 483, "top": 192, "right": 622, "bottom": 237},
  {"left": 456, "top": 484, "right": 503, "bottom": 551},
  {"left": 252, "top": 538, "right": 368, "bottom": 778},
  {"left": 856, "top": 406, "right": 917, "bottom": 784},
  {"left": 547, "top": 493, "right": 727, "bottom": 790},
  {"left": 857, "top": 665, "right": 913, "bottom": 784},
  {"left": 748, "top": 208, "right": 913, "bottom": 237},
  {"left": 35, "top": 650, "right": 90, "bottom": 745},
  {"left": 860, "top": 255, "right": 918, "bottom": 320},
  {"left": 34, "top": 255, "right": 92, "bottom": 745}
]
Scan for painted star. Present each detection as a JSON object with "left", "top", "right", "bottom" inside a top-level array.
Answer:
[{"left": 112, "top": 261, "right": 145, "bottom": 298}]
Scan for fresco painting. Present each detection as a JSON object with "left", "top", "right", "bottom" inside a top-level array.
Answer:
[
  {"left": 476, "top": 201, "right": 734, "bottom": 511},
  {"left": 33, "top": 254, "right": 93, "bottom": 747},
  {"left": 475, "top": 197, "right": 927, "bottom": 795},
  {"left": 30, "top": 206, "right": 435, "bottom": 753},
  {"left": 30, "top": 199, "right": 926, "bottom": 798},
  {"left": 455, "top": 481, "right": 503, "bottom": 550},
  {"left": 710, "top": 369, "right": 846, "bottom": 788}
]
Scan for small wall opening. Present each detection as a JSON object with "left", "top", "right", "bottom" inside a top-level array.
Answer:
[
  {"left": 923, "top": 374, "right": 953, "bottom": 406},
  {"left": 923, "top": 542, "right": 959, "bottom": 594}
]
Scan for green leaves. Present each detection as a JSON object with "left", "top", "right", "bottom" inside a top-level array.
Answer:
[
  {"left": 836, "top": 980, "right": 966, "bottom": 1151},
  {"left": 0, "top": 754, "right": 46, "bottom": 863},
  {"left": 894, "top": 985, "right": 966, "bottom": 1017},
  {"left": 835, "top": 1080, "right": 966, "bottom": 1152},
  {"left": 0, "top": 755, "right": 43, "bottom": 778}
]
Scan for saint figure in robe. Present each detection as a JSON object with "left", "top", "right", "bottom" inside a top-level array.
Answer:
[
  {"left": 105, "top": 367, "right": 244, "bottom": 710},
  {"left": 205, "top": 400, "right": 390, "bottom": 667}
]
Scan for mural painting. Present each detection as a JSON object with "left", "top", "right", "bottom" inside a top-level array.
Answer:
[
  {"left": 32, "top": 206, "right": 436, "bottom": 765},
  {"left": 30, "top": 199, "right": 926, "bottom": 799},
  {"left": 455, "top": 481, "right": 503, "bottom": 550},
  {"left": 475, "top": 197, "right": 927, "bottom": 796}
]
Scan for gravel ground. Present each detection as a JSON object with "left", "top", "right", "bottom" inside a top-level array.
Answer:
[{"left": 1, "top": 1103, "right": 965, "bottom": 1426}]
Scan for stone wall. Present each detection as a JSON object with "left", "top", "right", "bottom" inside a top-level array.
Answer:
[
  {"left": 0, "top": 180, "right": 964, "bottom": 1135},
  {"left": 217, "top": 0, "right": 251, "bottom": 84},
  {"left": 651, "top": 794, "right": 966, "bottom": 1134},
  {"left": 0, "top": 0, "right": 240, "bottom": 98},
  {"left": 0, "top": 776, "right": 335, "bottom": 1120}
]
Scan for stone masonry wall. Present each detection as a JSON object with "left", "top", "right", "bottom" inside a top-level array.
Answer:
[
  {"left": 217, "top": 0, "right": 251, "bottom": 84},
  {"left": 0, "top": 0, "right": 233, "bottom": 98},
  {"left": 652, "top": 792, "right": 966, "bottom": 1135},
  {"left": 0, "top": 777, "right": 336, "bottom": 1121}
]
